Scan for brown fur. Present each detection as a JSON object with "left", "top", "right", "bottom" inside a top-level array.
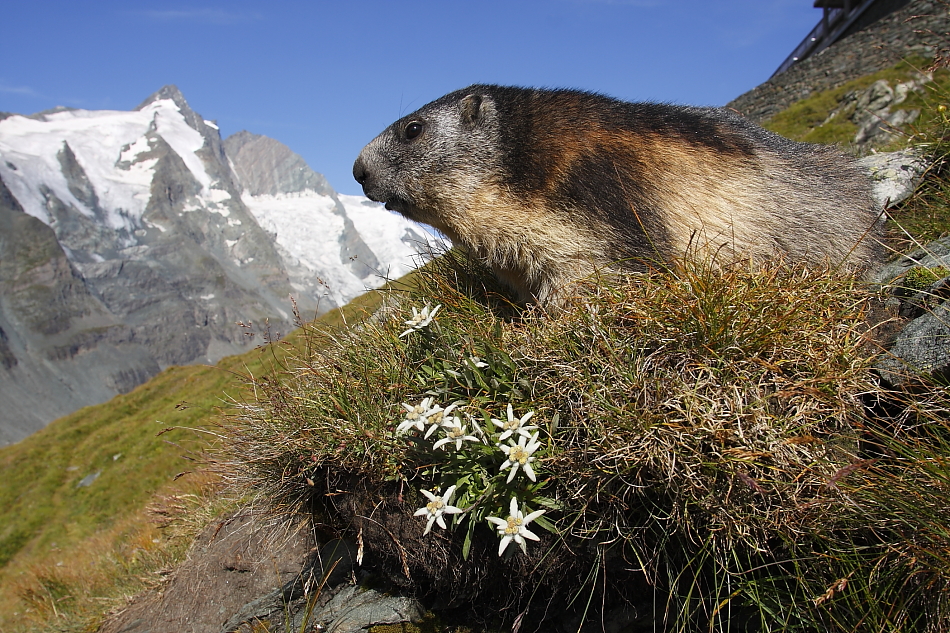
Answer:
[{"left": 354, "top": 85, "right": 883, "bottom": 305}]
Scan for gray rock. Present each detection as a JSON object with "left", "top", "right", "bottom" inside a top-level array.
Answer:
[
  {"left": 309, "top": 585, "right": 423, "bottom": 633},
  {"left": 873, "top": 235, "right": 950, "bottom": 387},
  {"left": 98, "top": 509, "right": 317, "bottom": 633},
  {"left": 877, "top": 299, "right": 950, "bottom": 386},
  {"left": 895, "top": 276, "right": 950, "bottom": 319},
  {"left": 76, "top": 471, "right": 100, "bottom": 487},
  {"left": 224, "top": 131, "right": 333, "bottom": 197},
  {"left": 851, "top": 75, "right": 928, "bottom": 146},
  {"left": 872, "top": 235, "right": 950, "bottom": 286},
  {"left": 859, "top": 148, "right": 928, "bottom": 209}
]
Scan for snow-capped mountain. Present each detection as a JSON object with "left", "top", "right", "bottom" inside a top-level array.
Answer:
[
  {"left": 0, "top": 86, "right": 442, "bottom": 444},
  {"left": 224, "top": 131, "right": 441, "bottom": 309}
]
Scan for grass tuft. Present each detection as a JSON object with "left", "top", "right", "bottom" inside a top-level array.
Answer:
[{"left": 221, "top": 250, "right": 900, "bottom": 630}]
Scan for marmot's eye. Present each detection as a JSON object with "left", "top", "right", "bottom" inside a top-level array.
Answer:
[{"left": 405, "top": 122, "right": 423, "bottom": 140}]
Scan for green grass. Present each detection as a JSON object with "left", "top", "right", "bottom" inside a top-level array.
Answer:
[
  {"left": 763, "top": 57, "right": 950, "bottom": 149},
  {"left": 0, "top": 361, "right": 237, "bottom": 628}
]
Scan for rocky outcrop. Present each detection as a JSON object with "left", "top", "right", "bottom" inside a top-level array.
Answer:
[
  {"left": 728, "top": 0, "right": 950, "bottom": 124},
  {"left": 875, "top": 235, "right": 950, "bottom": 386},
  {"left": 851, "top": 78, "right": 925, "bottom": 145},
  {"left": 0, "top": 175, "right": 160, "bottom": 445},
  {"left": 860, "top": 148, "right": 929, "bottom": 207},
  {"left": 98, "top": 509, "right": 424, "bottom": 633},
  {"left": 811, "top": 73, "right": 934, "bottom": 149},
  {"left": 224, "top": 130, "right": 333, "bottom": 197}
]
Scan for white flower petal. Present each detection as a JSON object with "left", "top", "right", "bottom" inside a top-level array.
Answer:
[
  {"left": 499, "top": 535, "right": 512, "bottom": 556},
  {"left": 523, "top": 509, "right": 546, "bottom": 523},
  {"left": 523, "top": 462, "right": 537, "bottom": 482},
  {"left": 521, "top": 527, "right": 541, "bottom": 542}
]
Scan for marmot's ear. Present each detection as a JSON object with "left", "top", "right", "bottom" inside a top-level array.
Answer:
[{"left": 460, "top": 94, "right": 488, "bottom": 128}]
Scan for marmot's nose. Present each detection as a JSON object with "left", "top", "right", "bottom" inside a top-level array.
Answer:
[{"left": 353, "top": 157, "right": 369, "bottom": 186}]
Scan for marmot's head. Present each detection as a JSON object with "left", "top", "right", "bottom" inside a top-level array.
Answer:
[{"left": 353, "top": 86, "right": 504, "bottom": 237}]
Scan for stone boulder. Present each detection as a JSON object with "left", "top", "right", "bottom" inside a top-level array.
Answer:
[
  {"left": 874, "top": 236, "right": 950, "bottom": 387},
  {"left": 96, "top": 509, "right": 423, "bottom": 633}
]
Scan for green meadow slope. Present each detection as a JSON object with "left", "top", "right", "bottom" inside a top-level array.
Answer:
[{"left": 0, "top": 289, "right": 388, "bottom": 631}]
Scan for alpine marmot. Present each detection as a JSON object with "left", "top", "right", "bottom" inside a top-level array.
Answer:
[{"left": 353, "top": 85, "right": 883, "bottom": 305}]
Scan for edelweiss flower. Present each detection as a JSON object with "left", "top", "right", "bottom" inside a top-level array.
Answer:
[
  {"left": 491, "top": 403, "right": 538, "bottom": 441},
  {"left": 499, "top": 432, "right": 542, "bottom": 483},
  {"left": 486, "top": 497, "right": 546, "bottom": 555},
  {"left": 422, "top": 402, "right": 459, "bottom": 439},
  {"left": 399, "top": 304, "right": 442, "bottom": 338},
  {"left": 433, "top": 421, "right": 481, "bottom": 451},
  {"left": 396, "top": 397, "right": 435, "bottom": 434},
  {"left": 413, "top": 485, "right": 464, "bottom": 534}
]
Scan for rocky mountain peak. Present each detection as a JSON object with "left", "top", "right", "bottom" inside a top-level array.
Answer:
[
  {"left": 136, "top": 84, "right": 204, "bottom": 132},
  {"left": 223, "top": 131, "right": 332, "bottom": 197}
]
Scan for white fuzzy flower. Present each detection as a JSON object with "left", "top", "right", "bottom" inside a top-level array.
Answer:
[
  {"left": 413, "top": 485, "right": 464, "bottom": 534},
  {"left": 433, "top": 421, "right": 481, "bottom": 451},
  {"left": 486, "top": 497, "right": 546, "bottom": 555},
  {"left": 422, "top": 402, "right": 459, "bottom": 439},
  {"left": 396, "top": 397, "right": 436, "bottom": 434},
  {"left": 499, "top": 432, "right": 542, "bottom": 483},
  {"left": 399, "top": 304, "right": 442, "bottom": 338},
  {"left": 491, "top": 403, "right": 538, "bottom": 441}
]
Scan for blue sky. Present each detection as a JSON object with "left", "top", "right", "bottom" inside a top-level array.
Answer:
[{"left": 1, "top": 1, "right": 821, "bottom": 195}]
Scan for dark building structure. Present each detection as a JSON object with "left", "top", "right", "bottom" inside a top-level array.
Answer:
[
  {"left": 773, "top": 0, "right": 914, "bottom": 77},
  {"left": 728, "top": 0, "right": 947, "bottom": 123}
]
